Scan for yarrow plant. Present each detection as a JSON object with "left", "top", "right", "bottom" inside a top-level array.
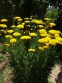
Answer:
[{"left": 1, "top": 17, "right": 62, "bottom": 83}]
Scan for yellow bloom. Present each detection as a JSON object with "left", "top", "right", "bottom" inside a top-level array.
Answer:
[
  {"left": 55, "top": 37, "right": 62, "bottom": 42},
  {"left": 1, "top": 19, "right": 8, "bottom": 22},
  {"left": 54, "top": 34, "right": 60, "bottom": 37},
  {"left": 31, "top": 19, "right": 43, "bottom": 24},
  {"left": 28, "top": 48, "right": 36, "bottom": 52},
  {"left": 36, "top": 20, "right": 43, "bottom": 24},
  {"left": 24, "top": 17, "right": 30, "bottom": 20},
  {"left": 5, "top": 35, "right": 12, "bottom": 38},
  {"left": 38, "top": 38, "right": 49, "bottom": 43},
  {"left": 17, "top": 18, "right": 22, "bottom": 22},
  {"left": 13, "top": 32, "right": 21, "bottom": 37},
  {"left": 44, "top": 18, "right": 50, "bottom": 21},
  {"left": 14, "top": 16, "right": 21, "bottom": 19},
  {"left": 22, "top": 23, "right": 25, "bottom": 26},
  {"left": 47, "top": 34, "right": 51, "bottom": 37},
  {"left": 24, "top": 21, "right": 30, "bottom": 23},
  {"left": 4, "top": 43, "right": 10, "bottom": 46},
  {"left": 0, "top": 24, "right": 7, "bottom": 28},
  {"left": 26, "top": 25, "right": 30, "bottom": 28},
  {"left": 45, "top": 37, "right": 51, "bottom": 41},
  {"left": 17, "top": 24, "right": 24, "bottom": 29},
  {"left": 0, "top": 30, "right": 6, "bottom": 34},
  {"left": 38, "top": 25, "right": 44, "bottom": 28},
  {"left": 10, "top": 38, "right": 17, "bottom": 43},
  {"left": 40, "top": 33, "right": 47, "bottom": 37},
  {"left": 49, "top": 30, "right": 61, "bottom": 34},
  {"left": 7, "top": 30, "right": 13, "bottom": 33},
  {"left": 38, "top": 29, "right": 47, "bottom": 34},
  {"left": 10, "top": 25, "right": 16, "bottom": 28},
  {"left": 49, "top": 39, "right": 59, "bottom": 45},
  {"left": 29, "top": 32, "right": 37, "bottom": 37},
  {"left": 20, "top": 36, "right": 31, "bottom": 40},
  {"left": 49, "top": 22, "right": 56, "bottom": 27}
]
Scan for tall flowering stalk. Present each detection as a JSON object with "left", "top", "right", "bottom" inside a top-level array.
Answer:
[{"left": 2, "top": 17, "right": 62, "bottom": 83}]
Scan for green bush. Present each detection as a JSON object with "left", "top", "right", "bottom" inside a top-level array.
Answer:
[
  {"left": 3, "top": 17, "right": 60, "bottom": 83},
  {"left": 45, "top": 9, "right": 58, "bottom": 21}
]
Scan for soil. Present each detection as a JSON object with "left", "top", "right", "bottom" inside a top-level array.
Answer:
[
  {"left": 0, "top": 52, "right": 13, "bottom": 83},
  {"left": 0, "top": 51, "right": 61, "bottom": 83}
]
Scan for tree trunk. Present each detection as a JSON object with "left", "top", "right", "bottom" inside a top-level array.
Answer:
[{"left": 32, "top": 2, "right": 48, "bottom": 20}]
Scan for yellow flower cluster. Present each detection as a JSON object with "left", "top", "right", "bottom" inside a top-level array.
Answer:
[
  {"left": 5, "top": 35, "right": 12, "bottom": 38},
  {"left": 0, "top": 16, "right": 62, "bottom": 51},
  {"left": 31, "top": 19, "right": 43, "bottom": 24},
  {"left": 13, "top": 32, "right": 21, "bottom": 37}
]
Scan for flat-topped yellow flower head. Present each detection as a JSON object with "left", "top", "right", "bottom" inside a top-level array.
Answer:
[
  {"left": 17, "top": 18, "right": 22, "bottom": 22},
  {"left": 49, "top": 22, "right": 56, "bottom": 27},
  {"left": 10, "top": 38, "right": 17, "bottom": 43},
  {"left": 5, "top": 35, "right": 12, "bottom": 38},
  {"left": 49, "top": 30, "right": 61, "bottom": 34},
  {"left": 38, "top": 38, "right": 49, "bottom": 43},
  {"left": 17, "top": 24, "right": 24, "bottom": 29},
  {"left": 7, "top": 30, "right": 13, "bottom": 33},
  {"left": 44, "top": 18, "right": 50, "bottom": 21},
  {"left": 49, "top": 39, "right": 59, "bottom": 45},
  {"left": 4, "top": 43, "right": 10, "bottom": 46},
  {"left": 0, "top": 24, "right": 7, "bottom": 28},
  {"left": 38, "top": 29, "right": 47, "bottom": 34},
  {"left": 29, "top": 32, "right": 37, "bottom": 37},
  {"left": 14, "top": 16, "right": 21, "bottom": 20},
  {"left": 24, "top": 17, "right": 30, "bottom": 20},
  {"left": 1, "top": 19, "right": 8, "bottom": 22},
  {"left": 20, "top": 36, "right": 31, "bottom": 41},
  {"left": 10, "top": 25, "right": 16, "bottom": 28},
  {"left": 24, "top": 21, "right": 30, "bottom": 23},
  {"left": 13, "top": 32, "right": 21, "bottom": 37},
  {"left": 38, "top": 25, "right": 44, "bottom": 28},
  {"left": 0, "top": 30, "right": 6, "bottom": 34}
]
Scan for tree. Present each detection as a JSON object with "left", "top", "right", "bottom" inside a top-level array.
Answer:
[
  {"left": 0, "top": 0, "right": 14, "bottom": 27},
  {"left": 12, "top": 0, "right": 62, "bottom": 19}
]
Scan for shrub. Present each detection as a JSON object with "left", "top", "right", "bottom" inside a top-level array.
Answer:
[{"left": 2, "top": 17, "right": 62, "bottom": 83}]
